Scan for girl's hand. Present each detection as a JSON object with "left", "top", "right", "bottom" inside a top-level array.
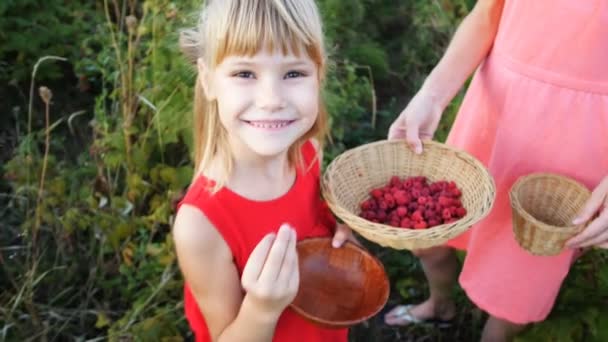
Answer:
[
  {"left": 566, "top": 176, "right": 608, "bottom": 249},
  {"left": 331, "top": 223, "right": 361, "bottom": 248},
  {"left": 388, "top": 89, "right": 444, "bottom": 154},
  {"left": 241, "top": 224, "right": 299, "bottom": 320}
]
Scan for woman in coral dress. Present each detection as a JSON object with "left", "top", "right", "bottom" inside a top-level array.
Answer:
[{"left": 384, "top": 0, "right": 608, "bottom": 340}]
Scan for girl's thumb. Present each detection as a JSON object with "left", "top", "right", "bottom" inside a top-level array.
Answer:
[{"left": 332, "top": 226, "right": 347, "bottom": 248}]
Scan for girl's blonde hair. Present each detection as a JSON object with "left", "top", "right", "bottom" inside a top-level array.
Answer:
[{"left": 180, "top": 0, "right": 329, "bottom": 193}]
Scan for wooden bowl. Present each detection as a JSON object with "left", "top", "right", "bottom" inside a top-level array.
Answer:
[{"left": 289, "top": 237, "right": 389, "bottom": 328}]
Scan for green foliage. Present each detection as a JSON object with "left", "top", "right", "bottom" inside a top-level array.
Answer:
[
  {"left": 0, "top": 0, "right": 100, "bottom": 82},
  {"left": 2, "top": 0, "right": 607, "bottom": 341}
]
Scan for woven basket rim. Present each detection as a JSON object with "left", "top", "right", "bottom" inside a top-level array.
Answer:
[
  {"left": 509, "top": 172, "right": 591, "bottom": 233},
  {"left": 322, "top": 139, "right": 497, "bottom": 239}
]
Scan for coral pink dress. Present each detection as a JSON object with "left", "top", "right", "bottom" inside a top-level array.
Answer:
[{"left": 445, "top": 0, "right": 608, "bottom": 324}]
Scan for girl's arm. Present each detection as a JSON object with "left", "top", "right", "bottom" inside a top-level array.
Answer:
[
  {"left": 421, "top": 0, "right": 505, "bottom": 110},
  {"left": 173, "top": 206, "right": 297, "bottom": 342}
]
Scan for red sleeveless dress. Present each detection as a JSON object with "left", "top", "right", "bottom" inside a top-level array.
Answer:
[{"left": 178, "top": 140, "right": 349, "bottom": 342}]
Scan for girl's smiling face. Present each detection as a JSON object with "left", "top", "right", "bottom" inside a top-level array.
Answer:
[{"left": 200, "top": 49, "right": 320, "bottom": 159}]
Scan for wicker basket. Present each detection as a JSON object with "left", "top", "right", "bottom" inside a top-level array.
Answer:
[
  {"left": 321, "top": 139, "right": 496, "bottom": 250},
  {"left": 509, "top": 173, "right": 591, "bottom": 256}
]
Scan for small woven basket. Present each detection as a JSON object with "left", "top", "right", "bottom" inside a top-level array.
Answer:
[
  {"left": 321, "top": 139, "right": 496, "bottom": 250},
  {"left": 509, "top": 173, "right": 591, "bottom": 256}
]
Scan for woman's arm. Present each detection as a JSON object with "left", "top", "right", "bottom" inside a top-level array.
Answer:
[
  {"left": 421, "top": 0, "right": 505, "bottom": 110},
  {"left": 388, "top": 0, "right": 505, "bottom": 151}
]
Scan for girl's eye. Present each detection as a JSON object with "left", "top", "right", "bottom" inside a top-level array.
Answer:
[
  {"left": 234, "top": 71, "right": 255, "bottom": 79},
  {"left": 285, "top": 71, "right": 305, "bottom": 79}
]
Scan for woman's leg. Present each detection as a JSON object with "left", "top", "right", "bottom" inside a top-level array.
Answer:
[
  {"left": 385, "top": 246, "right": 459, "bottom": 325},
  {"left": 481, "top": 315, "right": 527, "bottom": 342}
]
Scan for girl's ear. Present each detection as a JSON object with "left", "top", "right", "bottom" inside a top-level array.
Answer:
[{"left": 197, "top": 58, "right": 216, "bottom": 100}]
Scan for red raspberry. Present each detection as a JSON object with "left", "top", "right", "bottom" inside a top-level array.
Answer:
[
  {"left": 413, "top": 221, "right": 428, "bottom": 229},
  {"left": 428, "top": 219, "right": 440, "bottom": 227},
  {"left": 412, "top": 210, "right": 424, "bottom": 222},
  {"left": 442, "top": 208, "right": 452, "bottom": 220},
  {"left": 371, "top": 188, "right": 384, "bottom": 199},
  {"left": 360, "top": 199, "right": 374, "bottom": 211},
  {"left": 369, "top": 210, "right": 379, "bottom": 219},
  {"left": 377, "top": 211, "right": 387, "bottom": 221},
  {"left": 395, "top": 194, "right": 408, "bottom": 206},
  {"left": 438, "top": 196, "right": 451, "bottom": 207},
  {"left": 411, "top": 189, "right": 422, "bottom": 199},
  {"left": 456, "top": 207, "right": 467, "bottom": 217},
  {"left": 378, "top": 200, "right": 388, "bottom": 211},
  {"left": 400, "top": 218, "right": 413, "bottom": 228},
  {"left": 396, "top": 206, "right": 408, "bottom": 217}
]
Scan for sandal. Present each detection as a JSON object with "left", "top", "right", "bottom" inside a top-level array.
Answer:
[{"left": 384, "top": 304, "right": 453, "bottom": 328}]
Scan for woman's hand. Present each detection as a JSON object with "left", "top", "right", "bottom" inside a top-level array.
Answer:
[
  {"left": 566, "top": 176, "right": 608, "bottom": 249},
  {"left": 388, "top": 89, "right": 444, "bottom": 154}
]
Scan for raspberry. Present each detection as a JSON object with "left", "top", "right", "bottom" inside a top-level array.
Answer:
[
  {"left": 438, "top": 196, "right": 451, "bottom": 207},
  {"left": 413, "top": 221, "right": 428, "bottom": 229},
  {"left": 412, "top": 210, "right": 424, "bottom": 222},
  {"left": 456, "top": 207, "right": 467, "bottom": 217},
  {"left": 378, "top": 200, "right": 388, "bottom": 211},
  {"left": 428, "top": 219, "right": 440, "bottom": 227},
  {"left": 442, "top": 208, "right": 452, "bottom": 220},
  {"left": 371, "top": 188, "right": 383, "bottom": 199},
  {"left": 400, "top": 218, "right": 413, "bottom": 228},
  {"left": 411, "top": 189, "right": 422, "bottom": 199},
  {"left": 396, "top": 206, "right": 408, "bottom": 217}
]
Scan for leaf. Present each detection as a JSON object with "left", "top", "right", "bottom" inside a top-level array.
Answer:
[{"left": 95, "top": 312, "right": 111, "bottom": 329}]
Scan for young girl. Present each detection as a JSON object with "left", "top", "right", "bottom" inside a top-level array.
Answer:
[
  {"left": 172, "top": 0, "right": 354, "bottom": 341},
  {"left": 384, "top": 0, "right": 608, "bottom": 341}
]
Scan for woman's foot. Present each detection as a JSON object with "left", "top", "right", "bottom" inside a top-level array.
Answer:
[{"left": 384, "top": 298, "right": 456, "bottom": 327}]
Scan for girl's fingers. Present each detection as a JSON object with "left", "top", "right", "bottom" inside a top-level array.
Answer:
[
  {"left": 258, "top": 224, "right": 294, "bottom": 284},
  {"left": 241, "top": 234, "right": 275, "bottom": 288},
  {"left": 287, "top": 250, "right": 300, "bottom": 296},
  {"left": 276, "top": 229, "right": 297, "bottom": 286}
]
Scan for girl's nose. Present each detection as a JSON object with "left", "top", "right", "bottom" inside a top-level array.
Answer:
[{"left": 256, "top": 78, "right": 285, "bottom": 112}]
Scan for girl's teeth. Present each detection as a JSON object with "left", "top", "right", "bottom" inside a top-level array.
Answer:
[{"left": 249, "top": 121, "right": 290, "bottom": 129}]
